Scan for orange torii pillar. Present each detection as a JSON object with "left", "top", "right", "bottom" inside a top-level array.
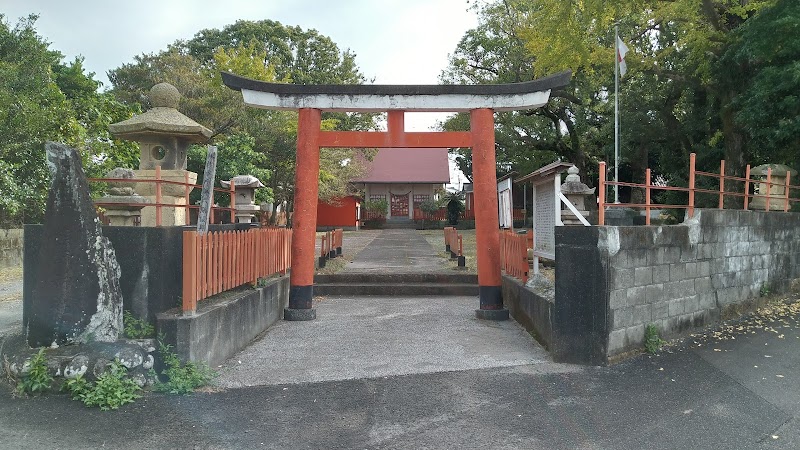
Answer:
[
  {"left": 285, "top": 108, "right": 321, "bottom": 321},
  {"left": 471, "top": 108, "right": 508, "bottom": 320}
]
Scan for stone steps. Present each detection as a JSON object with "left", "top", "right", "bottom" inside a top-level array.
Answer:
[{"left": 314, "top": 273, "right": 478, "bottom": 296}]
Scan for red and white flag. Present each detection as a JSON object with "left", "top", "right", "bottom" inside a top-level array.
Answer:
[{"left": 617, "top": 36, "right": 630, "bottom": 76}]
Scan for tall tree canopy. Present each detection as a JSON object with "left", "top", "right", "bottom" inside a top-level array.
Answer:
[
  {"left": 108, "top": 20, "right": 376, "bottom": 219},
  {"left": 442, "top": 0, "right": 798, "bottom": 208},
  {"left": 0, "top": 15, "right": 137, "bottom": 226}
]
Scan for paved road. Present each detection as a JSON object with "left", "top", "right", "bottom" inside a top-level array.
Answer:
[
  {"left": 0, "top": 314, "right": 797, "bottom": 449},
  {"left": 0, "top": 279, "right": 22, "bottom": 336}
]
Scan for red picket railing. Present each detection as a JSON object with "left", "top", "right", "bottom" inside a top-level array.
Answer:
[
  {"left": 413, "top": 208, "right": 447, "bottom": 221},
  {"left": 500, "top": 230, "right": 529, "bottom": 283},
  {"left": 320, "top": 230, "right": 332, "bottom": 258},
  {"left": 332, "top": 228, "right": 343, "bottom": 250},
  {"left": 443, "top": 227, "right": 463, "bottom": 257},
  {"left": 89, "top": 166, "right": 237, "bottom": 226},
  {"left": 181, "top": 227, "right": 291, "bottom": 313},
  {"left": 598, "top": 153, "right": 800, "bottom": 225}
]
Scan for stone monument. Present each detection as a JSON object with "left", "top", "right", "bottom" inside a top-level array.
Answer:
[
  {"left": 220, "top": 175, "right": 266, "bottom": 223},
  {"left": 750, "top": 164, "right": 797, "bottom": 211},
  {"left": 27, "top": 142, "right": 124, "bottom": 347},
  {"left": 108, "top": 83, "right": 212, "bottom": 226}
]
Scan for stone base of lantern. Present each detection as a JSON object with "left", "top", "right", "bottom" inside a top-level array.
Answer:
[
  {"left": 131, "top": 169, "right": 196, "bottom": 227},
  {"left": 750, "top": 197, "right": 787, "bottom": 211},
  {"left": 133, "top": 169, "right": 197, "bottom": 197},
  {"left": 561, "top": 209, "right": 590, "bottom": 225},
  {"left": 234, "top": 204, "right": 261, "bottom": 223},
  {"left": 140, "top": 196, "right": 191, "bottom": 227},
  {"left": 96, "top": 195, "right": 147, "bottom": 227}
]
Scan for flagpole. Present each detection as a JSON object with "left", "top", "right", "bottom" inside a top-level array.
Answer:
[{"left": 614, "top": 24, "right": 620, "bottom": 204}]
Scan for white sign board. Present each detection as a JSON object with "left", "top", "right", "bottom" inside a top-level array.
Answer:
[
  {"left": 497, "top": 177, "right": 513, "bottom": 229},
  {"left": 531, "top": 173, "right": 563, "bottom": 261}
]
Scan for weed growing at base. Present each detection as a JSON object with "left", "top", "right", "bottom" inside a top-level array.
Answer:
[
  {"left": 16, "top": 348, "right": 53, "bottom": 395},
  {"left": 123, "top": 310, "right": 155, "bottom": 339},
  {"left": 644, "top": 324, "right": 666, "bottom": 354},
  {"left": 63, "top": 360, "right": 141, "bottom": 410},
  {"left": 152, "top": 337, "right": 216, "bottom": 395}
]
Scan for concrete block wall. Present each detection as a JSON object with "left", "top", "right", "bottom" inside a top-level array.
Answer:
[
  {"left": 0, "top": 229, "right": 23, "bottom": 269},
  {"left": 602, "top": 209, "right": 800, "bottom": 357}
]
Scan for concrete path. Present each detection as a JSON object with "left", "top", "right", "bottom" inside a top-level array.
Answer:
[
  {"left": 215, "top": 295, "right": 555, "bottom": 388},
  {"left": 343, "top": 229, "right": 449, "bottom": 274}
]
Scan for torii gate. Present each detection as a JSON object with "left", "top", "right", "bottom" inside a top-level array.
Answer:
[{"left": 222, "top": 71, "right": 571, "bottom": 322}]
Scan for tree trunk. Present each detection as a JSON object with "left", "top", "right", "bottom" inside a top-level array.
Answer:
[{"left": 721, "top": 91, "right": 747, "bottom": 208}]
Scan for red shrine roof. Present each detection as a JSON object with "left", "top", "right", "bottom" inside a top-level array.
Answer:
[{"left": 355, "top": 148, "right": 451, "bottom": 184}]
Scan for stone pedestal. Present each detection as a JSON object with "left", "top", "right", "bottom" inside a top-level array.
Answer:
[
  {"left": 133, "top": 169, "right": 196, "bottom": 226},
  {"left": 561, "top": 208, "right": 590, "bottom": 225},
  {"left": 235, "top": 204, "right": 261, "bottom": 223},
  {"left": 750, "top": 164, "right": 797, "bottom": 211},
  {"left": 96, "top": 195, "right": 147, "bottom": 226}
]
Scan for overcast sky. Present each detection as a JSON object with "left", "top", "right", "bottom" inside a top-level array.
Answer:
[
  {"left": 2, "top": 0, "right": 477, "bottom": 186},
  {"left": 2, "top": 0, "right": 477, "bottom": 128}
]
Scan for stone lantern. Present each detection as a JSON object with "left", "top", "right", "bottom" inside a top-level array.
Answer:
[
  {"left": 220, "top": 175, "right": 266, "bottom": 223},
  {"left": 108, "top": 83, "right": 212, "bottom": 226},
  {"left": 95, "top": 168, "right": 147, "bottom": 226},
  {"left": 750, "top": 164, "right": 797, "bottom": 211},
  {"left": 560, "top": 165, "right": 596, "bottom": 225}
]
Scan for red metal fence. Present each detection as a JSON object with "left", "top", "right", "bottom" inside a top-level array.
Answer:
[
  {"left": 500, "top": 230, "right": 529, "bottom": 283},
  {"left": 90, "top": 166, "right": 236, "bottom": 226},
  {"left": 599, "top": 153, "right": 800, "bottom": 225},
  {"left": 181, "top": 227, "right": 291, "bottom": 313}
]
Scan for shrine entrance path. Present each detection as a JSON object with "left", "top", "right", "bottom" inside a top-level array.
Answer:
[
  {"left": 342, "top": 229, "right": 451, "bottom": 274},
  {"left": 214, "top": 229, "right": 553, "bottom": 388},
  {"left": 213, "top": 294, "right": 554, "bottom": 388}
]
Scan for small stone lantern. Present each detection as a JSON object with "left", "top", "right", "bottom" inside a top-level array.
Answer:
[
  {"left": 108, "top": 83, "right": 212, "bottom": 226},
  {"left": 560, "top": 165, "right": 596, "bottom": 225},
  {"left": 95, "top": 168, "right": 147, "bottom": 226},
  {"left": 750, "top": 164, "right": 797, "bottom": 211},
  {"left": 221, "top": 175, "right": 266, "bottom": 223}
]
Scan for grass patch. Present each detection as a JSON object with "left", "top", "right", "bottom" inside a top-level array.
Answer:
[{"left": 417, "top": 229, "right": 477, "bottom": 273}]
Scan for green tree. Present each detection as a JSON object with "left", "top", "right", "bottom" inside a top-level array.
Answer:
[
  {"left": 0, "top": 15, "right": 137, "bottom": 226},
  {"left": 108, "top": 21, "right": 377, "bottom": 223},
  {"left": 443, "top": 0, "right": 785, "bottom": 208},
  {"left": 719, "top": 0, "right": 800, "bottom": 171}
]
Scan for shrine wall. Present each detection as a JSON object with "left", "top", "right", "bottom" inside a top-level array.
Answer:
[{"left": 552, "top": 209, "right": 800, "bottom": 364}]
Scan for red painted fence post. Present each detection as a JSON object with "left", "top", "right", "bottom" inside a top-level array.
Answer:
[
  {"left": 688, "top": 153, "right": 696, "bottom": 219},
  {"left": 598, "top": 162, "right": 606, "bottom": 226}
]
